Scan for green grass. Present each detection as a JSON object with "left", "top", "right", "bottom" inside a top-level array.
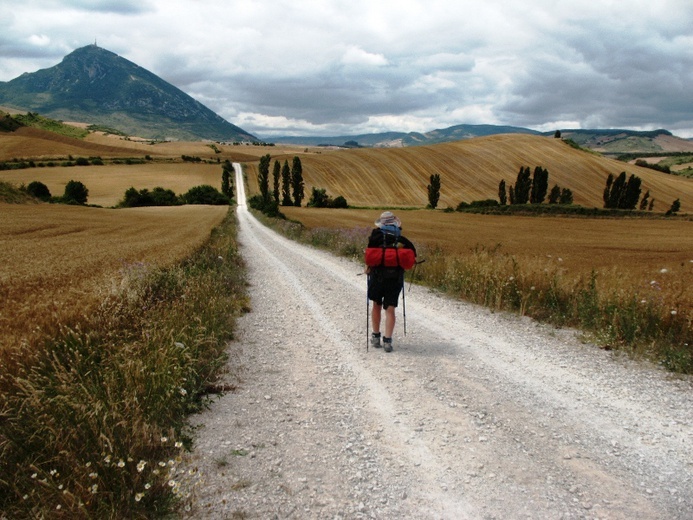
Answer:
[
  {"left": 0, "top": 210, "right": 248, "bottom": 518},
  {"left": 13, "top": 112, "right": 89, "bottom": 139}
]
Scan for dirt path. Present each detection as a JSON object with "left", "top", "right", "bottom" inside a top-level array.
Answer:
[{"left": 181, "top": 164, "right": 692, "bottom": 519}]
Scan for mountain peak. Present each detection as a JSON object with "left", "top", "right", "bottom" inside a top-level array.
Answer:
[{"left": 0, "top": 46, "right": 256, "bottom": 142}]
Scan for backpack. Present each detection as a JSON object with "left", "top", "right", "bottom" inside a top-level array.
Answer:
[{"left": 364, "top": 226, "right": 416, "bottom": 270}]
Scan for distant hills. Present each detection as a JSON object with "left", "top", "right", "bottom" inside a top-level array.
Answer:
[
  {"left": 0, "top": 45, "right": 256, "bottom": 142},
  {"left": 270, "top": 126, "right": 693, "bottom": 154},
  {"left": 270, "top": 124, "right": 541, "bottom": 148}
]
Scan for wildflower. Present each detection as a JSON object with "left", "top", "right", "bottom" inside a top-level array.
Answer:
[
  {"left": 89, "top": 472, "right": 98, "bottom": 479},
  {"left": 168, "top": 479, "right": 176, "bottom": 487},
  {"left": 56, "top": 505, "right": 61, "bottom": 510},
  {"left": 135, "top": 492, "right": 144, "bottom": 502},
  {"left": 85, "top": 462, "right": 91, "bottom": 468},
  {"left": 145, "top": 483, "right": 152, "bottom": 490},
  {"left": 23, "top": 495, "right": 28, "bottom": 500},
  {"left": 137, "top": 460, "right": 147, "bottom": 473},
  {"left": 49, "top": 469, "right": 57, "bottom": 476},
  {"left": 530, "top": 286, "right": 536, "bottom": 291},
  {"left": 158, "top": 461, "right": 167, "bottom": 467},
  {"left": 104, "top": 455, "right": 111, "bottom": 464},
  {"left": 671, "top": 310, "right": 678, "bottom": 316},
  {"left": 179, "top": 387, "right": 188, "bottom": 396},
  {"left": 174, "top": 342, "right": 185, "bottom": 349},
  {"left": 31, "top": 473, "right": 37, "bottom": 479},
  {"left": 650, "top": 280, "right": 657, "bottom": 285},
  {"left": 660, "top": 268, "right": 669, "bottom": 274},
  {"left": 168, "top": 459, "right": 175, "bottom": 466},
  {"left": 175, "top": 441, "right": 183, "bottom": 449},
  {"left": 152, "top": 469, "right": 160, "bottom": 475},
  {"left": 641, "top": 299, "right": 647, "bottom": 304},
  {"left": 117, "top": 460, "right": 125, "bottom": 468},
  {"left": 58, "top": 484, "right": 63, "bottom": 490},
  {"left": 161, "top": 436, "right": 168, "bottom": 443},
  {"left": 90, "top": 484, "right": 98, "bottom": 494}
]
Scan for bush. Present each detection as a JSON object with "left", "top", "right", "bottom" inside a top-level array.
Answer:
[
  {"left": 457, "top": 199, "right": 499, "bottom": 211},
  {"left": 62, "top": 180, "right": 88, "bottom": 205},
  {"left": 248, "top": 194, "right": 284, "bottom": 218},
  {"left": 182, "top": 185, "right": 229, "bottom": 205},
  {"left": 119, "top": 187, "right": 181, "bottom": 208},
  {"left": 26, "top": 181, "right": 52, "bottom": 201},
  {"left": 306, "top": 187, "right": 348, "bottom": 208}
]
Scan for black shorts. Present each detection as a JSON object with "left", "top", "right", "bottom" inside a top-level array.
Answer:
[{"left": 368, "top": 268, "right": 404, "bottom": 309}]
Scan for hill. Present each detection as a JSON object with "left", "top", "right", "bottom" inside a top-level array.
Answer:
[
  {"left": 0, "top": 45, "right": 256, "bottom": 142},
  {"left": 248, "top": 133, "right": 693, "bottom": 211},
  {"left": 269, "top": 125, "right": 693, "bottom": 154},
  {"left": 271, "top": 124, "right": 541, "bottom": 148}
]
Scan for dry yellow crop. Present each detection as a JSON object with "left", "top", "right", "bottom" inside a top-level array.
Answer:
[
  {"left": 247, "top": 134, "right": 693, "bottom": 210},
  {"left": 282, "top": 206, "right": 693, "bottom": 311},
  {"left": 0, "top": 203, "right": 228, "bottom": 349}
]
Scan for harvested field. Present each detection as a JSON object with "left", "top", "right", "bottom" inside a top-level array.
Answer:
[
  {"left": 0, "top": 203, "right": 228, "bottom": 348},
  {"left": 247, "top": 134, "right": 693, "bottom": 211},
  {"left": 1, "top": 162, "right": 225, "bottom": 207},
  {"left": 282, "top": 206, "right": 693, "bottom": 308}
]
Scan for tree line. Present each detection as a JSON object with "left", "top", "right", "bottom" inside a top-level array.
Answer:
[{"left": 426, "top": 165, "right": 681, "bottom": 215}]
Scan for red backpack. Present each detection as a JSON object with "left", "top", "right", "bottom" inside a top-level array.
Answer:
[{"left": 364, "top": 226, "right": 416, "bottom": 270}]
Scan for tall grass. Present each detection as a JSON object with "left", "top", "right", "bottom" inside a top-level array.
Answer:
[
  {"left": 260, "top": 213, "right": 693, "bottom": 374},
  {"left": 0, "top": 211, "right": 248, "bottom": 518}
]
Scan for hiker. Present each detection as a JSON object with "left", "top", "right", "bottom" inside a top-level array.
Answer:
[{"left": 364, "top": 211, "right": 416, "bottom": 352}]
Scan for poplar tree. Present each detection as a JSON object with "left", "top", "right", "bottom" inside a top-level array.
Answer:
[
  {"left": 513, "top": 166, "right": 532, "bottom": 204},
  {"left": 281, "top": 160, "right": 292, "bottom": 206},
  {"left": 427, "top": 174, "right": 441, "bottom": 209},
  {"left": 272, "top": 159, "right": 281, "bottom": 203},
  {"left": 530, "top": 166, "right": 549, "bottom": 204},
  {"left": 498, "top": 179, "right": 507, "bottom": 205},
  {"left": 258, "top": 154, "right": 271, "bottom": 202},
  {"left": 291, "top": 156, "right": 304, "bottom": 206}
]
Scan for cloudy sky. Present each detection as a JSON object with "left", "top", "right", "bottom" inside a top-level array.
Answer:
[{"left": 1, "top": 0, "right": 692, "bottom": 138}]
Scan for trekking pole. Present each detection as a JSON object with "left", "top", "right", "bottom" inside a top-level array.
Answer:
[
  {"left": 402, "top": 274, "right": 407, "bottom": 336},
  {"left": 366, "top": 274, "right": 370, "bottom": 352}
]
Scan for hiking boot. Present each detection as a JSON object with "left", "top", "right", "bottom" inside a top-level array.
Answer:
[
  {"left": 370, "top": 333, "right": 382, "bottom": 348},
  {"left": 383, "top": 337, "right": 393, "bottom": 352}
]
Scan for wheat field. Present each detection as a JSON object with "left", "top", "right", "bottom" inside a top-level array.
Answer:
[
  {"left": 282, "top": 206, "right": 693, "bottom": 281},
  {"left": 247, "top": 134, "right": 693, "bottom": 210},
  {"left": 0, "top": 203, "right": 228, "bottom": 348},
  {"left": 1, "top": 162, "right": 229, "bottom": 207}
]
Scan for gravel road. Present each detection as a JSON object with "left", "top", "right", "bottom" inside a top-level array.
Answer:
[{"left": 181, "top": 163, "right": 692, "bottom": 519}]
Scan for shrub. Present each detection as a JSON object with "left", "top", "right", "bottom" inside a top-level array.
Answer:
[
  {"left": 119, "top": 187, "right": 181, "bottom": 208},
  {"left": 62, "top": 180, "right": 89, "bottom": 205},
  {"left": 182, "top": 185, "right": 229, "bottom": 205},
  {"left": 26, "top": 181, "right": 52, "bottom": 201}
]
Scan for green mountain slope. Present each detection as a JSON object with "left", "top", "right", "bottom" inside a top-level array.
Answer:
[{"left": 0, "top": 45, "right": 256, "bottom": 142}]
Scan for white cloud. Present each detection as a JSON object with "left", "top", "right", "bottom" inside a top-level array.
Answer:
[{"left": 0, "top": 0, "right": 692, "bottom": 137}]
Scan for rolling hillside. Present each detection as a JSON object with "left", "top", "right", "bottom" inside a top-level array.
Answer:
[{"left": 247, "top": 134, "right": 693, "bottom": 211}]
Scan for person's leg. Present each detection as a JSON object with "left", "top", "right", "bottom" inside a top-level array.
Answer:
[
  {"left": 384, "top": 305, "right": 396, "bottom": 338},
  {"left": 371, "top": 302, "right": 382, "bottom": 333},
  {"left": 370, "top": 301, "right": 383, "bottom": 347}
]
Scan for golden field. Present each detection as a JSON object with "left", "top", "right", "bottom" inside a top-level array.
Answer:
[
  {"left": 1, "top": 161, "right": 228, "bottom": 207},
  {"left": 0, "top": 203, "right": 228, "bottom": 348},
  {"left": 3, "top": 126, "right": 693, "bottom": 347},
  {"left": 283, "top": 206, "right": 693, "bottom": 316},
  {"left": 246, "top": 134, "right": 693, "bottom": 211}
]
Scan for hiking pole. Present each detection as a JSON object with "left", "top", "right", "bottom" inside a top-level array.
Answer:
[
  {"left": 401, "top": 274, "right": 407, "bottom": 336},
  {"left": 366, "top": 273, "right": 370, "bottom": 352}
]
